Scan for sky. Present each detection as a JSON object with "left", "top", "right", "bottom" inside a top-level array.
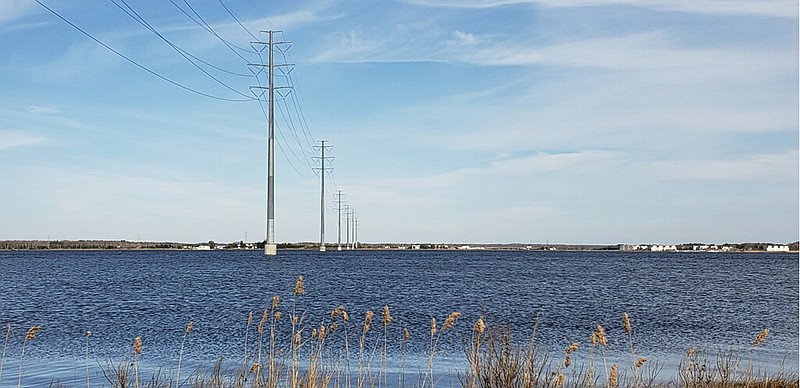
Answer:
[{"left": 0, "top": 0, "right": 797, "bottom": 245}]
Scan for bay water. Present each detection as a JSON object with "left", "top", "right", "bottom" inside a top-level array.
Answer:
[{"left": 0, "top": 250, "right": 797, "bottom": 387}]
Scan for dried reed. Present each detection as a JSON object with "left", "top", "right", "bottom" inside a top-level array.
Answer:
[
  {"left": 85, "top": 330, "right": 92, "bottom": 388},
  {"left": 357, "top": 310, "right": 375, "bottom": 388},
  {"left": 17, "top": 325, "right": 40, "bottom": 388},
  {"left": 132, "top": 336, "right": 142, "bottom": 388},
  {"left": 176, "top": 321, "right": 193, "bottom": 387},
  {"left": 0, "top": 323, "right": 11, "bottom": 385},
  {"left": 380, "top": 305, "right": 393, "bottom": 388}
]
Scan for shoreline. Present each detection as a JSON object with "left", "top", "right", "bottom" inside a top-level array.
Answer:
[{"left": 1, "top": 239, "right": 798, "bottom": 253}]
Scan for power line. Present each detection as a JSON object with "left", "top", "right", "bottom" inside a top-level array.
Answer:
[
  {"left": 168, "top": 0, "right": 256, "bottom": 64},
  {"left": 217, "top": 0, "right": 258, "bottom": 41},
  {"left": 35, "top": 0, "right": 253, "bottom": 102},
  {"left": 110, "top": 0, "right": 255, "bottom": 100}
]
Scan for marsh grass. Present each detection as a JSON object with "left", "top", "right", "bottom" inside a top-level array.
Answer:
[{"left": 1, "top": 281, "right": 796, "bottom": 388}]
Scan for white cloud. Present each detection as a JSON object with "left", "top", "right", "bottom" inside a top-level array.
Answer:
[
  {"left": 449, "top": 30, "right": 480, "bottom": 46},
  {"left": 0, "top": 130, "right": 46, "bottom": 150}
]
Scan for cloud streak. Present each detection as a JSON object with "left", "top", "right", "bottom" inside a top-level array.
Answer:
[
  {"left": 402, "top": 0, "right": 797, "bottom": 18},
  {"left": 0, "top": 130, "right": 47, "bottom": 150}
]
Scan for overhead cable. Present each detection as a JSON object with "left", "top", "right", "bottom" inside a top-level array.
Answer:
[{"left": 35, "top": 0, "right": 252, "bottom": 102}]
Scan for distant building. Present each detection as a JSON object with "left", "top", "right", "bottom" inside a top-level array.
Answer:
[
  {"left": 650, "top": 245, "right": 677, "bottom": 252},
  {"left": 766, "top": 245, "right": 790, "bottom": 252}
]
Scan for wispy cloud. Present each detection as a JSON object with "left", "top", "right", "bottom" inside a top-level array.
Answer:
[
  {"left": 384, "top": 150, "right": 620, "bottom": 190},
  {"left": 0, "top": 130, "right": 46, "bottom": 150},
  {"left": 28, "top": 105, "right": 62, "bottom": 114},
  {"left": 312, "top": 30, "right": 383, "bottom": 62},
  {"left": 648, "top": 150, "right": 799, "bottom": 181},
  {"left": 0, "top": 0, "right": 38, "bottom": 24},
  {"left": 402, "top": 0, "right": 798, "bottom": 18}
]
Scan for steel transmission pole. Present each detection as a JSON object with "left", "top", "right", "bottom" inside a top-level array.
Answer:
[
  {"left": 249, "top": 31, "right": 292, "bottom": 256},
  {"left": 345, "top": 205, "right": 351, "bottom": 250},
  {"left": 313, "top": 141, "right": 333, "bottom": 252},
  {"left": 265, "top": 30, "right": 276, "bottom": 256},
  {"left": 334, "top": 191, "right": 345, "bottom": 251}
]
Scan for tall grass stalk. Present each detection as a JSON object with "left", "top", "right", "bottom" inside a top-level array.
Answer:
[
  {"left": 358, "top": 310, "right": 374, "bottom": 388},
  {"left": 332, "top": 305, "right": 351, "bottom": 388},
  {"left": 85, "top": 330, "right": 92, "bottom": 388},
  {"left": 400, "top": 327, "right": 409, "bottom": 388},
  {"left": 269, "top": 295, "right": 281, "bottom": 388},
  {"left": 0, "top": 323, "right": 11, "bottom": 385},
  {"left": 244, "top": 311, "right": 253, "bottom": 369},
  {"left": 133, "top": 336, "right": 142, "bottom": 388},
  {"left": 176, "top": 321, "right": 193, "bottom": 387},
  {"left": 291, "top": 275, "right": 305, "bottom": 388},
  {"left": 424, "top": 312, "right": 460, "bottom": 388},
  {"left": 381, "top": 305, "right": 393, "bottom": 388},
  {"left": 18, "top": 326, "right": 40, "bottom": 388},
  {"left": 255, "top": 307, "right": 269, "bottom": 386}
]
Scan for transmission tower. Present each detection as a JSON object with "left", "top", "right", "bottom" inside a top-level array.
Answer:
[
  {"left": 345, "top": 204, "right": 351, "bottom": 250},
  {"left": 312, "top": 141, "right": 334, "bottom": 252},
  {"left": 334, "top": 191, "right": 345, "bottom": 251},
  {"left": 249, "top": 30, "right": 292, "bottom": 256},
  {"left": 354, "top": 216, "right": 359, "bottom": 250}
]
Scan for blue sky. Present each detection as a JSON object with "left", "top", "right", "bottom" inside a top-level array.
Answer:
[{"left": 0, "top": 0, "right": 797, "bottom": 244}]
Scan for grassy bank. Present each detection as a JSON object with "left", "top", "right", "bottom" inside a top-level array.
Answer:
[{"left": 2, "top": 276, "right": 796, "bottom": 388}]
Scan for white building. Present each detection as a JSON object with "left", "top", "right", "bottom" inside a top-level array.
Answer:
[{"left": 766, "top": 245, "right": 790, "bottom": 252}]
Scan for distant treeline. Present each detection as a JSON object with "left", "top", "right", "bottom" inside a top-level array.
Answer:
[{"left": 0, "top": 240, "right": 187, "bottom": 250}]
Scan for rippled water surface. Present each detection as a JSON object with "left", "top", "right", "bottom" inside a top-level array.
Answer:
[{"left": 0, "top": 250, "right": 797, "bottom": 386}]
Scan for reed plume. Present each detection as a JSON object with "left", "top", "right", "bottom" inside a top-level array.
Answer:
[
  {"left": 294, "top": 275, "right": 305, "bottom": 296},
  {"left": 753, "top": 328, "right": 769, "bottom": 347},
  {"left": 567, "top": 342, "right": 580, "bottom": 354},
  {"left": 442, "top": 312, "right": 462, "bottom": 331},
  {"left": 363, "top": 310, "right": 375, "bottom": 334},
  {"left": 609, "top": 363, "right": 619, "bottom": 388},
  {"left": 622, "top": 313, "right": 632, "bottom": 334},
  {"left": 595, "top": 324, "right": 608, "bottom": 347},
  {"left": 557, "top": 372, "right": 566, "bottom": 388},
  {"left": 474, "top": 317, "right": 486, "bottom": 335}
]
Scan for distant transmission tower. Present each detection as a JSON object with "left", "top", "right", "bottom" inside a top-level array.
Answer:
[
  {"left": 345, "top": 204, "right": 351, "bottom": 250},
  {"left": 313, "top": 140, "right": 333, "bottom": 252},
  {"left": 354, "top": 216, "right": 359, "bottom": 250},
  {"left": 334, "top": 191, "right": 345, "bottom": 251},
  {"left": 249, "top": 30, "right": 292, "bottom": 256}
]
